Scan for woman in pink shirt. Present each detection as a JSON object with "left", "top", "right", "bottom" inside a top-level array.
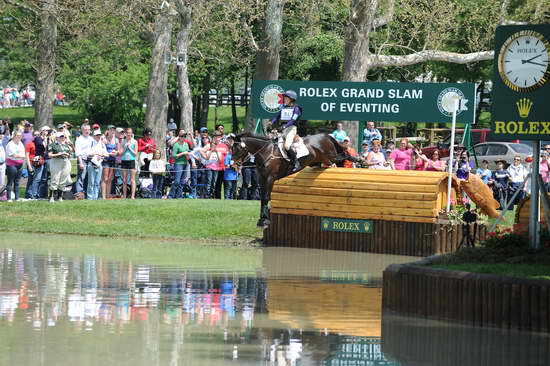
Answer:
[
  {"left": 540, "top": 152, "right": 549, "bottom": 191},
  {"left": 420, "top": 149, "right": 447, "bottom": 172},
  {"left": 389, "top": 138, "right": 414, "bottom": 170}
]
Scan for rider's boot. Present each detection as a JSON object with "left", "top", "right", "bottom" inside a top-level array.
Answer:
[{"left": 286, "top": 148, "right": 301, "bottom": 172}]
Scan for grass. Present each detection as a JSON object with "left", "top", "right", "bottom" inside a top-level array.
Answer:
[
  {"left": 0, "top": 105, "right": 83, "bottom": 125},
  {"left": 0, "top": 232, "right": 262, "bottom": 271},
  {"left": 430, "top": 263, "right": 550, "bottom": 280},
  {"left": 0, "top": 199, "right": 263, "bottom": 241}
]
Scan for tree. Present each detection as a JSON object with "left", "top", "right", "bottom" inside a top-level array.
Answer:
[
  {"left": 174, "top": 0, "right": 193, "bottom": 134},
  {"left": 143, "top": 1, "right": 175, "bottom": 154}
]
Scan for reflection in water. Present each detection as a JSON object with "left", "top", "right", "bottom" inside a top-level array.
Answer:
[{"left": 0, "top": 236, "right": 548, "bottom": 366}]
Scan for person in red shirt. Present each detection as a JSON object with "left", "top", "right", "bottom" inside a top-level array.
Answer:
[
  {"left": 340, "top": 137, "right": 358, "bottom": 168},
  {"left": 24, "top": 131, "right": 46, "bottom": 199},
  {"left": 137, "top": 128, "right": 157, "bottom": 172}
]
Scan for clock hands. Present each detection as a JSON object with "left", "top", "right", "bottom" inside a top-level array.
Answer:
[
  {"left": 521, "top": 54, "right": 542, "bottom": 64},
  {"left": 523, "top": 61, "right": 547, "bottom": 67}
]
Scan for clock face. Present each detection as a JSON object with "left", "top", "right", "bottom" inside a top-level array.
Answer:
[{"left": 498, "top": 30, "right": 550, "bottom": 92}]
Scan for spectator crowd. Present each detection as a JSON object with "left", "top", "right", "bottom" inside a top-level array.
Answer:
[
  {"left": 0, "top": 117, "right": 543, "bottom": 210},
  {"left": 0, "top": 119, "right": 260, "bottom": 202}
]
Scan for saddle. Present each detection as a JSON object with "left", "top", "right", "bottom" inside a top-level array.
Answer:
[{"left": 277, "top": 136, "right": 310, "bottom": 161}]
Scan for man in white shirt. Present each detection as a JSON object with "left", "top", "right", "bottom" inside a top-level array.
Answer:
[
  {"left": 0, "top": 129, "right": 6, "bottom": 197},
  {"left": 87, "top": 130, "right": 107, "bottom": 200},
  {"left": 74, "top": 124, "right": 93, "bottom": 196},
  {"left": 507, "top": 155, "right": 528, "bottom": 205}
]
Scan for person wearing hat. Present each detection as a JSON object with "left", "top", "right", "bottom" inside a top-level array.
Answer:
[
  {"left": 22, "top": 121, "right": 34, "bottom": 146},
  {"left": 48, "top": 132, "right": 73, "bottom": 202},
  {"left": 87, "top": 130, "right": 108, "bottom": 200},
  {"left": 340, "top": 136, "right": 359, "bottom": 168},
  {"left": 270, "top": 90, "right": 303, "bottom": 172}
]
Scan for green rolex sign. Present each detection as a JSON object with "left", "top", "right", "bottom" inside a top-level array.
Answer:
[
  {"left": 321, "top": 218, "right": 373, "bottom": 233},
  {"left": 491, "top": 24, "right": 550, "bottom": 140},
  {"left": 251, "top": 80, "right": 476, "bottom": 124}
]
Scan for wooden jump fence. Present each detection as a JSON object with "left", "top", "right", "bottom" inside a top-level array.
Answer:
[
  {"left": 383, "top": 263, "right": 550, "bottom": 332},
  {"left": 264, "top": 168, "right": 487, "bottom": 256}
]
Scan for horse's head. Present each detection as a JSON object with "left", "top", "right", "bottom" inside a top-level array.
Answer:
[{"left": 231, "top": 135, "right": 250, "bottom": 163}]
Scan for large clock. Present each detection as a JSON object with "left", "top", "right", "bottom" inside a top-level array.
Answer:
[{"left": 498, "top": 30, "right": 550, "bottom": 92}]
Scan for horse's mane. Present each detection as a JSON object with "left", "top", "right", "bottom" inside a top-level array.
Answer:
[{"left": 235, "top": 132, "right": 271, "bottom": 141}]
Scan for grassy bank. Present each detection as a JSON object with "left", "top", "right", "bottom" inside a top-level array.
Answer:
[
  {"left": 0, "top": 199, "right": 262, "bottom": 241},
  {"left": 431, "top": 263, "right": 550, "bottom": 280}
]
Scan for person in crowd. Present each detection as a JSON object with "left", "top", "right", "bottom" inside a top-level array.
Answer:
[
  {"left": 385, "top": 141, "right": 395, "bottom": 153},
  {"left": 167, "top": 118, "right": 177, "bottom": 132},
  {"left": 492, "top": 160, "right": 511, "bottom": 209},
  {"left": 206, "top": 131, "right": 228, "bottom": 199},
  {"left": 540, "top": 152, "right": 550, "bottom": 192},
  {"left": 413, "top": 144, "right": 427, "bottom": 170},
  {"left": 239, "top": 153, "right": 259, "bottom": 200},
  {"left": 21, "top": 121, "right": 34, "bottom": 146},
  {"left": 120, "top": 128, "right": 138, "bottom": 199},
  {"left": 86, "top": 130, "right": 108, "bottom": 200},
  {"left": 389, "top": 138, "right": 414, "bottom": 170},
  {"left": 193, "top": 130, "right": 201, "bottom": 147},
  {"left": 169, "top": 130, "right": 190, "bottom": 199},
  {"left": 91, "top": 123, "right": 100, "bottom": 132},
  {"left": 149, "top": 150, "right": 166, "bottom": 199},
  {"left": 360, "top": 142, "right": 370, "bottom": 161},
  {"left": 198, "top": 127, "right": 209, "bottom": 147},
  {"left": 476, "top": 160, "right": 492, "bottom": 184},
  {"left": 507, "top": 155, "right": 528, "bottom": 205},
  {"left": 223, "top": 135, "right": 238, "bottom": 199},
  {"left": 39, "top": 126, "right": 53, "bottom": 199},
  {"left": 25, "top": 130, "right": 46, "bottom": 199},
  {"left": 101, "top": 126, "right": 118, "bottom": 200},
  {"left": 5, "top": 131, "right": 26, "bottom": 201},
  {"left": 216, "top": 124, "right": 226, "bottom": 139},
  {"left": 138, "top": 128, "right": 157, "bottom": 172},
  {"left": 362, "top": 121, "right": 382, "bottom": 148},
  {"left": 418, "top": 149, "right": 447, "bottom": 172},
  {"left": 48, "top": 132, "right": 72, "bottom": 202},
  {"left": 331, "top": 122, "right": 348, "bottom": 143},
  {"left": 340, "top": 136, "right": 358, "bottom": 168},
  {"left": 202, "top": 133, "right": 220, "bottom": 198},
  {"left": 365, "top": 140, "right": 391, "bottom": 170},
  {"left": 455, "top": 150, "right": 473, "bottom": 180},
  {"left": 0, "top": 128, "right": 7, "bottom": 199},
  {"left": 74, "top": 124, "right": 93, "bottom": 198}
]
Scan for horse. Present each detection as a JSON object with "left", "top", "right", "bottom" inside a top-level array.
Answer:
[{"left": 232, "top": 132, "right": 346, "bottom": 227}]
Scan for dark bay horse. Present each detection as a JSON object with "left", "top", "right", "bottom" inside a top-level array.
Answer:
[{"left": 232, "top": 133, "right": 346, "bottom": 227}]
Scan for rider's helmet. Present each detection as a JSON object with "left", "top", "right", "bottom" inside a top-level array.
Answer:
[{"left": 283, "top": 90, "right": 298, "bottom": 101}]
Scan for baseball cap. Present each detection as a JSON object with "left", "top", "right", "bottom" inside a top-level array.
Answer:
[
  {"left": 200, "top": 127, "right": 208, "bottom": 133},
  {"left": 57, "top": 123, "right": 65, "bottom": 129},
  {"left": 40, "top": 126, "right": 51, "bottom": 131},
  {"left": 116, "top": 127, "right": 124, "bottom": 133},
  {"left": 92, "top": 123, "right": 100, "bottom": 130},
  {"left": 343, "top": 136, "right": 351, "bottom": 142},
  {"left": 93, "top": 129, "right": 102, "bottom": 136},
  {"left": 56, "top": 132, "right": 65, "bottom": 138},
  {"left": 107, "top": 124, "right": 115, "bottom": 129},
  {"left": 24, "top": 121, "right": 32, "bottom": 127}
]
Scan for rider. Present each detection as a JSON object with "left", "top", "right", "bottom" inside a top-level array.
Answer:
[{"left": 271, "top": 90, "right": 302, "bottom": 172}]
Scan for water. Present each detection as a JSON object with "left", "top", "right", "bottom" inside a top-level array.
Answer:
[{"left": 0, "top": 233, "right": 549, "bottom": 366}]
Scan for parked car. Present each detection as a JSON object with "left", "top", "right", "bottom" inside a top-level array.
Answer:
[
  {"left": 442, "top": 142, "right": 533, "bottom": 169},
  {"left": 421, "top": 128, "right": 520, "bottom": 159}
]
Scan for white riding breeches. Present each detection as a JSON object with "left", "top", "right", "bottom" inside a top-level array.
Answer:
[{"left": 282, "top": 126, "right": 297, "bottom": 151}]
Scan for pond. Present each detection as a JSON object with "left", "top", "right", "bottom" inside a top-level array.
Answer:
[{"left": 0, "top": 233, "right": 549, "bottom": 366}]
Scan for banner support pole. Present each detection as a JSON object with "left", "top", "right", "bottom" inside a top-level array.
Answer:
[{"left": 446, "top": 99, "right": 460, "bottom": 213}]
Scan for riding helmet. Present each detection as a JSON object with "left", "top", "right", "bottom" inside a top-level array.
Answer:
[{"left": 283, "top": 90, "right": 298, "bottom": 101}]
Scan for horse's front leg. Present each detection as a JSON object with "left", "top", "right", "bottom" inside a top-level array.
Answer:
[{"left": 257, "top": 175, "right": 274, "bottom": 228}]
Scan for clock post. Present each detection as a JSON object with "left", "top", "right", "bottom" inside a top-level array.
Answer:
[{"left": 491, "top": 24, "right": 550, "bottom": 249}]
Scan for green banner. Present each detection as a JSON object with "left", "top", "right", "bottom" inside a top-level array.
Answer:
[
  {"left": 321, "top": 218, "right": 373, "bottom": 233},
  {"left": 251, "top": 80, "right": 476, "bottom": 124},
  {"left": 490, "top": 24, "right": 550, "bottom": 140}
]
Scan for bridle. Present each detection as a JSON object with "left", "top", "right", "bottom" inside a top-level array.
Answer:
[{"left": 233, "top": 138, "right": 282, "bottom": 167}]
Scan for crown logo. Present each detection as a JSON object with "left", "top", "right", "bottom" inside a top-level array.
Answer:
[{"left": 516, "top": 98, "right": 533, "bottom": 118}]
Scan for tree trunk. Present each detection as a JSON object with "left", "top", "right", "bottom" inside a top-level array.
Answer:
[
  {"left": 341, "top": 0, "right": 380, "bottom": 146},
  {"left": 175, "top": 0, "right": 193, "bottom": 134},
  {"left": 230, "top": 77, "right": 239, "bottom": 132},
  {"left": 245, "top": 0, "right": 284, "bottom": 131},
  {"left": 200, "top": 73, "right": 210, "bottom": 128},
  {"left": 144, "top": 6, "right": 173, "bottom": 156},
  {"left": 34, "top": 0, "right": 57, "bottom": 129}
]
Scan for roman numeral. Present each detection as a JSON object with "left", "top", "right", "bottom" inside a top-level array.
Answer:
[
  {"left": 509, "top": 49, "right": 514, "bottom": 53},
  {"left": 524, "top": 79, "right": 527, "bottom": 86},
  {"left": 514, "top": 77, "right": 519, "bottom": 83},
  {"left": 534, "top": 77, "right": 538, "bottom": 83},
  {"left": 536, "top": 40, "right": 540, "bottom": 46},
  {"left": 507, "top": 70, "right": 512, "bottom": 74},
  {"left": 517, "top": 40, "right": 520, "bottom": 46}
]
